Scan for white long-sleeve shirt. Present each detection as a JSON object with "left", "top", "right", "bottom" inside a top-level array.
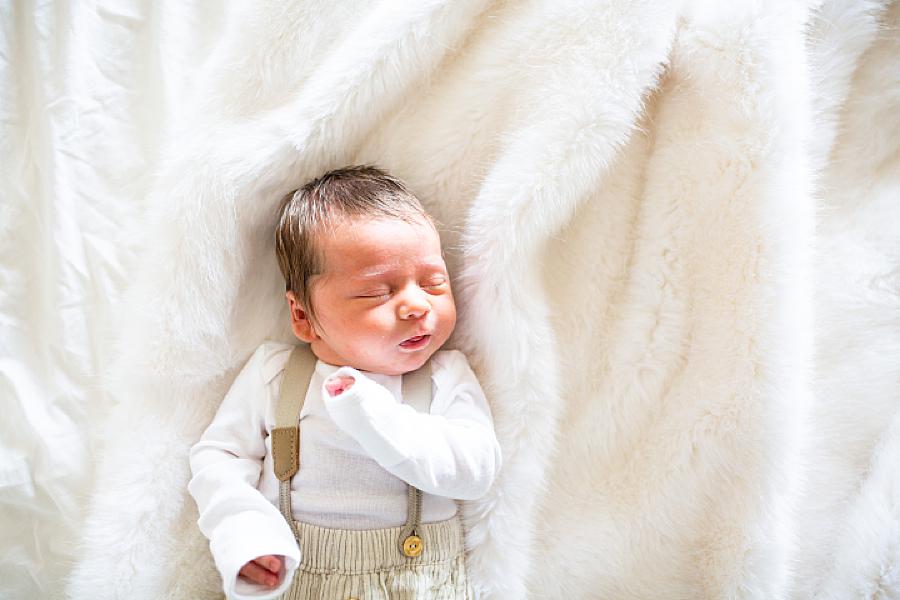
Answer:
[{"left": 188, "top": 341, "right": 501, "bottom": 600}]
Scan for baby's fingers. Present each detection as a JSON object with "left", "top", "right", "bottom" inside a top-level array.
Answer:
[
  {"left": 239, "top": 561, "right": 279, "bottom": 587},
  {"left": 325, "top": 375, "right": 355, "bottom": 397},
  {"left": 256, "top": 555, "right": 282, "bottom": 573}
]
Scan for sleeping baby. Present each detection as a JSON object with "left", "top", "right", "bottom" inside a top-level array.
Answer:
[{"left": 188, "top": 165, "right": 501, "bottom": 599}]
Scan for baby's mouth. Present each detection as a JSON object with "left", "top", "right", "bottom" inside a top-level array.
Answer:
[{"left": 399, "top": 334, "right": 431, "bottom": 351}]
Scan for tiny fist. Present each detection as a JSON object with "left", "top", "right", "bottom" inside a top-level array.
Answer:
[
  {"left": 239, "top": 555, "right": 282, "bottom": 588},
  {"left": 325, "top": 376, "right": 355, "bottom": 397}
]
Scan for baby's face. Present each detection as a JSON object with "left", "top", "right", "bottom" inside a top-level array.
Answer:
[{"left": 301, "top": 216, "right": 456, "bottom": 375}]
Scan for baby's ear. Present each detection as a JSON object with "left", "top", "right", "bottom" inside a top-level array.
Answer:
[{"left": 286, "top": 291, "right": 318, "bottom": 342}]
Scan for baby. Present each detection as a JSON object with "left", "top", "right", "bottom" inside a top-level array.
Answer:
[{"left": 189, "top": 166, "right": 501, "bottom": 599}]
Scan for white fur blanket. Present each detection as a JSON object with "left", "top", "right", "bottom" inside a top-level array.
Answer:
[{"left": 51, "top": 1, "right": 898, "bottom": 599}]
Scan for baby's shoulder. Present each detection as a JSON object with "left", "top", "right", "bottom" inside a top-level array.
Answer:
[
  {"left": 250, "top": 340, "right": 299, "bottom": 385},
  {"left": 430, "top": 348, "right": 469, "bottom": 368},
  {"left": 429, "top": 349, "right": 478, "bottom": 385}
]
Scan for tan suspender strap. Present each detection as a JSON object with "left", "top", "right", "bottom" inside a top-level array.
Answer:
[
  {"left": 272, "top": 345, "right": 317, "bottom": 482},
  {"left": 398, "top": 361, "right": 433, "bottom": 557},
  {"left": 278, "top": 479, "right": 299, "bottom": 539},
  {"left": 274, "top": 345, "right": 316, "bottom": 539},
  {"left": 272, "top": 346, "right": 434, "bottom": 557}
]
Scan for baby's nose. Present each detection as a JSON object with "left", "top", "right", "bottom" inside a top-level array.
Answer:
[
  {"left": 399, "top": 302, "right": 429, "bottom": 320},
  {"left": 398, "top": 290, "right": 430, "bottom": 320}
]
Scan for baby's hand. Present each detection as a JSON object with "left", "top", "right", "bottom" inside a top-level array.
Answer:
[
  {"left": 239, "top": 555, "right": 282, "bottom": 588},
  {"left": 325, "top": 375, "right": 355, "bottom": 397}
]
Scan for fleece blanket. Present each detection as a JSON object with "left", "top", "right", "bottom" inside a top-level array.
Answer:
[
  {"left": 0, "top": 0, "right": 889, "bottom": 598},
  {"left": 796, "top": 1, "right": 900, "bottom": 597}
]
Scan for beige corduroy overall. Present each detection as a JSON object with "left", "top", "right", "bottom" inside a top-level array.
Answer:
[{"left": 272, "top": 346, "right": 473, "bottom": 600}]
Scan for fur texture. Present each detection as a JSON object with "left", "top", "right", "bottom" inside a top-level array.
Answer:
[
  {"left": 798, "top": 1, "right": 900, "bottom": 597},
  {"left": 60, "top": 0, "right": 897, "bottom": 598}
]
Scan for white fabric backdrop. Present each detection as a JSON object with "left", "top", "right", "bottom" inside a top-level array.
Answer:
[
  {"left": 1, "top": 2, "right": 229, "bottom": 597},
  {"left": 0, "top": 1, "right": 897, "bottom": 598}
]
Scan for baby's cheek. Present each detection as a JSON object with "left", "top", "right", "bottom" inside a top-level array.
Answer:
[
  {"left": 433, "top": 300, "right": 457, "bottom": 342},
  {"left": 356, "top": 330, "right": 385, "bottom": 355},
  {"left": 443, "top": 305, "right": 458, "bottom": 335},
  {"left": 359, "top": 314, "right": 394, "bottom": 340}
]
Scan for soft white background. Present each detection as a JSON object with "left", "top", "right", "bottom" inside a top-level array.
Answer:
[
  {"left": 1, "top": 3, "right": 229, "bottom": 597},
  {"left": 1, "top": 1, "right": 898, "bottom": 598}
]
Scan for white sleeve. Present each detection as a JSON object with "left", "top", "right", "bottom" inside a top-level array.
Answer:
[
  {"left": 323, "top": 353, "right": 502, "bottom": 500},
  {"left": 188, "top": 344, "right": 301, "bottom": 600}
]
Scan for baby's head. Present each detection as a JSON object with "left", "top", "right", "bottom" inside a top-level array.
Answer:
[{"left": 275, "top": 166, "right": 456, "bottom": 375}]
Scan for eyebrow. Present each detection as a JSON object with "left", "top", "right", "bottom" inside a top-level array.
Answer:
[{"left": 352, "top": 259, "right": 447, "bottom": 280}]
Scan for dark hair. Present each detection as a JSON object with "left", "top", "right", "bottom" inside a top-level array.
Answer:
[{"left": 274, "top": 165, "right": 431, "bottom": 320}]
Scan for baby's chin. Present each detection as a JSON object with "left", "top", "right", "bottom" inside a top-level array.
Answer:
[
  {"left": 373, "top": 348, "right": 438, "bottom": 376},
  {"left": 309, "top": 346, "right": 436, "bottom": 376}
]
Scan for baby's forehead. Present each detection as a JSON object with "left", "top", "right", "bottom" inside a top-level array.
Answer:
[
  {"left": 325, "top": 249, "right": 446, "bottom": 274},
  {"left": 323, "top": 211, "right": 434, "bottom": 231},
  {"left": 320, "top": 213, "right": 438, "bottom": 242},
  {"left": 316, "top": 217, "right": 445, "bottom": 275}
]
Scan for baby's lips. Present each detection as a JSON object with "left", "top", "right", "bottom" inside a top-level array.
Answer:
[{"left": 400, "top": 333, "right": 431, "bottom": 346}]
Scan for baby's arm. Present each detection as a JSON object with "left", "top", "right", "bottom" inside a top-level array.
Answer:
[
  {"left": 189, "top": 344, "right": 301, "bottom": 600},
  {"left": 323, "top": 351, "right": 501, "bottom": 500}
]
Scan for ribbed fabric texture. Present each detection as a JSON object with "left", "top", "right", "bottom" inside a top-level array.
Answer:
[{"left": 280, "top": 516, "right": 471, "bottom": 599}]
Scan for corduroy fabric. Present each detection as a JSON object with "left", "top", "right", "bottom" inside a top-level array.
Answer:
[{"left": 279, "top": 516, "right": 471, "bottom": 599}]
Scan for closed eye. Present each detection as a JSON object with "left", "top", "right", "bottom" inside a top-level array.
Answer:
[
  {"left": 355, "top": 290, "right": 391, "bottom": 299},
  {"left": 421, "top": 276, "right": 448, "bottom": 290}
]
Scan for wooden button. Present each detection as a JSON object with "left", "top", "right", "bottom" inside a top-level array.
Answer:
[{"left": 402, "top": 534, "right": 423, "bottom": 557}]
